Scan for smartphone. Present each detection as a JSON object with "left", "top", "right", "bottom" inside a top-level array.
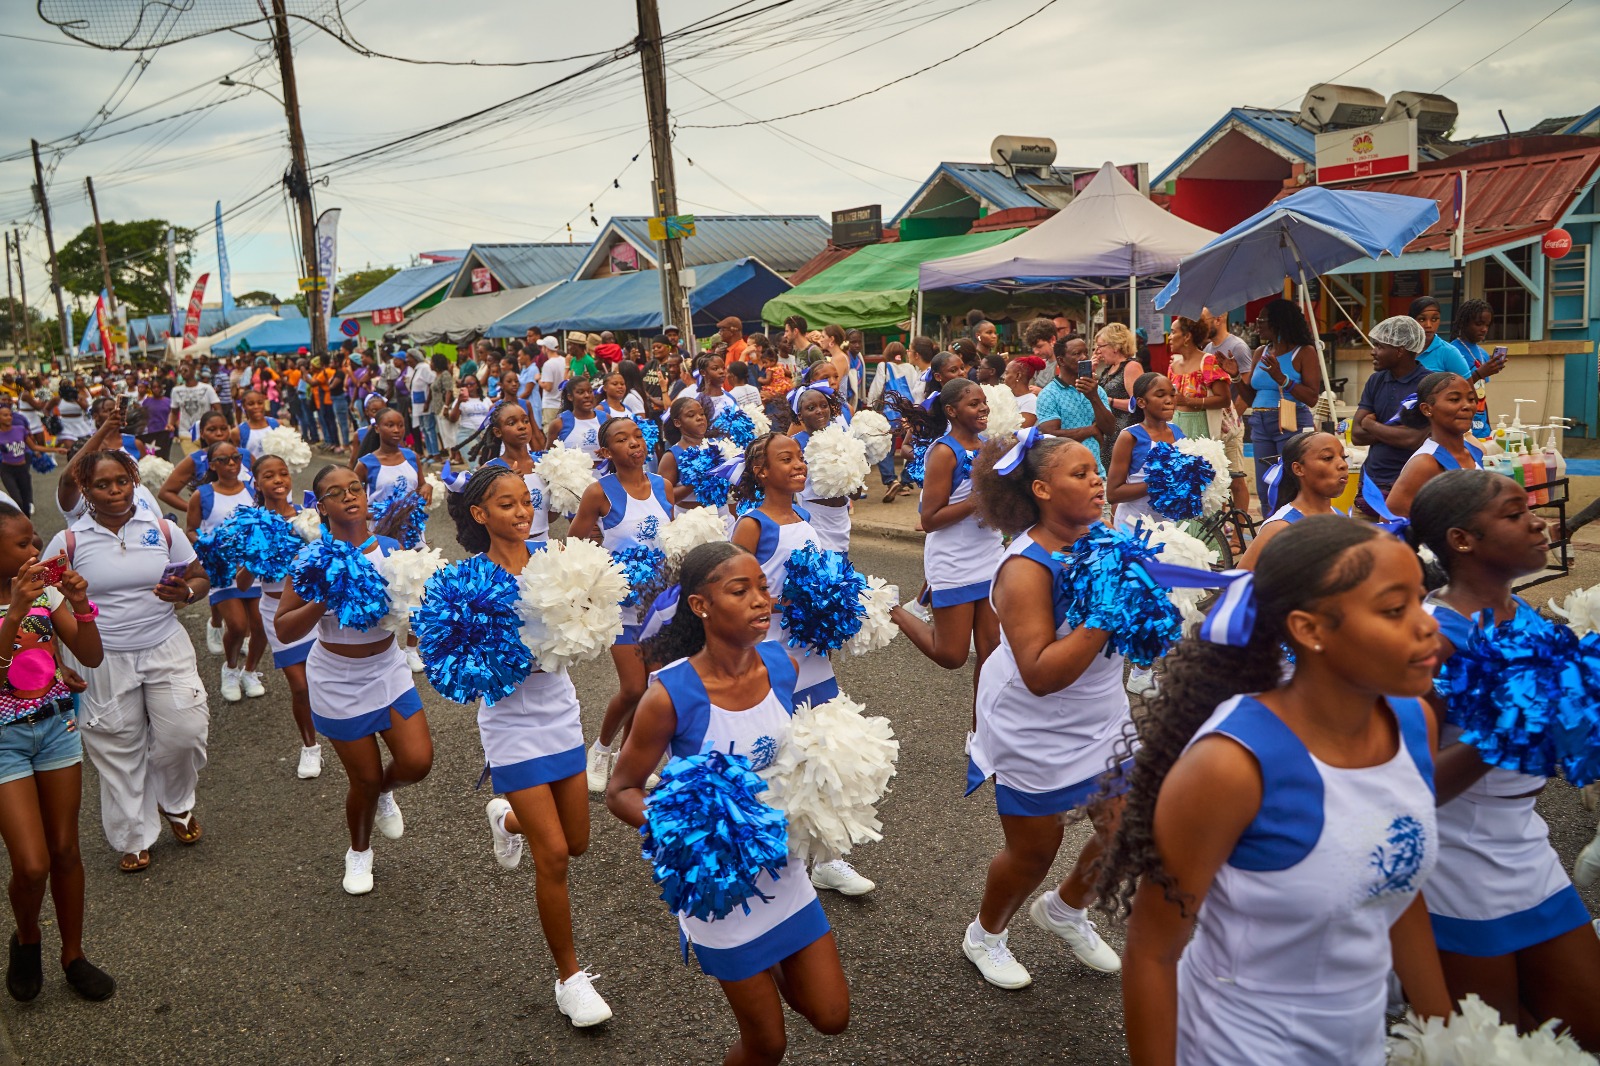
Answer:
[
  {"left": 1492, "top": 346, "right": 1508, "bottom": 359},
  {"left": 1076, "top": 358, "right": 1095, "bottom": 378},
  {"left": 159, "top": 562, "right": 189, "bottom": 587},
  {"left": 35, "top": 554, "right": 67, "bottom": 587}
]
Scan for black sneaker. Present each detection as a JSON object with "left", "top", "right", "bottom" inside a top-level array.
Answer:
[
  {"left": 6, "top": 933, "right": 41, "bottom": 1002},
  {"left": 63, "top": 957, "right": 115, "bottom": 1002}
]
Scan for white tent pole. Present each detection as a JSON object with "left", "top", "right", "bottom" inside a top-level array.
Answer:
[
  {"left": 1283, "top": 231, "right": 1337, "bottom": 431},
  {"left": 915, "top": 287, "right": 924, "bottom": 339},
  {"left": 1128, "top": 274, "right": 1137, "bottom": 329}
]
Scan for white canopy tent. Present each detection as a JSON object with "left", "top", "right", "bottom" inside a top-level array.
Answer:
[{"left": 165, "top": 312, "right": 280, "bottom": 360}]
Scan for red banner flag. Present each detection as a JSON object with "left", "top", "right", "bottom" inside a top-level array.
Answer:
[
  {"left": 95, "top": 293, "right": 115, "bottom": 369},
  {"left": 181, "top": 273, "right": 210, "bottom": 349}
]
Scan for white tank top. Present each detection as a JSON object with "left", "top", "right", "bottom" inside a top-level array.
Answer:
[
  {"left": 198, "top": 483, "right": 255, "bottom": 533},
  {"left": 486, "top": 456, "right": 551, "bottom": 543},
  {"left": 599, "top": 473, "right": 673, "bottom": 626},
  {"left": 745, "top": 508, "right": 834, "bottom": 697}
]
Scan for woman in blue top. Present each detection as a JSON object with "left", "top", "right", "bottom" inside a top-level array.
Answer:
[
  {"left": 1236, "top": 298, "right": 1323, "bottom": 510},
  {"left": 1449, "top": 298, "right": 1509, "bottom": 442},
  {"left": 1409, "top": 297, "right": 1473, "bottom": 378},
  {"left": 1237, "top": 430, "right": 1348, "bottom": 570},
  {"left": 1385, "top": 373, "right": 1481, "bottom": 518}
]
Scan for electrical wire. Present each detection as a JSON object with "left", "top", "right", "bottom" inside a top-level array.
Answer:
[
  {"left": 1265, "top": 0, "right": 1469, "bottom": 112},
  {"left": 1430, "top": 0, "right": 1576, "bottom": 93}
]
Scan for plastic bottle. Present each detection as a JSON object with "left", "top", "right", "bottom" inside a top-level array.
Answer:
[
  {"left": 1541, "top": 418, "right": 1570, "bottom": 502},
  {"left": 1492, "top": 414, "right": 1512, "bottom": 452},
  {"left": 1519, "top": 429, "right": 1548, "bottom": 504}
]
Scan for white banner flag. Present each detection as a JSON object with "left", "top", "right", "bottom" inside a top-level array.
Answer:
[{"left": 315, "top": 208, "right": 340, "bottom": 325}]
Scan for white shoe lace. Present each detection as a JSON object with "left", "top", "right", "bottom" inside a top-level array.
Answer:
[
  {"left": 823, "top": 859, "right": 858, "bottom": 878},
  {"left": 560, "top": 969, "right": 605, "bottom": 1008},
  {"left": 981, "top": 936, "right": 1019, "bottom": 970},
  {"left": 377, "top": 792, "right": 399, "bottom": 819}
]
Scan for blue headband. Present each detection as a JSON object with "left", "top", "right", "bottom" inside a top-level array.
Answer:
[
  {"left": 788, "top": 383, "right": 835, "bottom": 415},
  {"left": 1385, "top": 393, "right": 1419, "bottom": 426},
  {"left": 994, "top": 428, "right": 1042, "bottom": 475},
  {"left": 1263, "top": 458, "right": 1285, "bottom": 514}
]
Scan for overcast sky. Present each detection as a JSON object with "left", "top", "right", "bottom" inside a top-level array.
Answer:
[{"left": 2, "top": 0, "right": 1595, "bottom": 312}]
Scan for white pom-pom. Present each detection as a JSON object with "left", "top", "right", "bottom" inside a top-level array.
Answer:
[
  {"left": 1549, "top": 586, "right": 1600, "bottom": 637},
  {"left": 848, "top": 409, "right": 893, "bottom": 465},
  {"left": 138, "top": 455, "right": 173, "bottom": 493},
  {"left": 802, "top": 424, "right": 870, "bottom": 497},
  {"left": 1388, "top": 993, "right": 1594, "bottom": 1065},
  {"left": 846, "top": 576, "right": 898, "bottom": 656},
  {"left": 1173, "top": 436, "right": 1231, "bottom": 514},
  {"left": 739, "top": 402, "right": 771, "bottom": 436},
  {"left": 981, "top": 384, "right": 1023, "bottom": 439},
  {"left": 518, "top": 538, "right": 626, "bottom": 672},
  {"left": 534, "top": 442, "right": 596, "bottom": 518},
  {"left": 761, "top": 693, "right": 899, "bottom": 865},
  {"left": 255, "top": 425, "right": 313, "bottom": 473},
  {"left": 290, "top": 508, "right": 323, "bottom": 542},
  {"left": 424, "top": 474, "right": 447, "bottom": 510},
  {"left": 661, "top": 506, "right": 730, "bottom": 566},
  {"left": 1145, "top": 520, "right": 1219, "bottom": 632},
  {"left": 715, "top": 438, "right": 744, "bottom": 463},
  {"left": 376, "top": 546, "right": 447, "bottom": 638}
]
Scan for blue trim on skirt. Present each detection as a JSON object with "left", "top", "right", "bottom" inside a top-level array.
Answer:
[
  {"left": 209, "top": 585, "right": 263, "bottom": 604},
  {"left": 312, "top": 688, "right": 423, "bottom": 741},
  {"left": 930, "top": 580, "right": 990, "bottom": 608},
  {"left": 490, "top": 745, "right": 586, "bottom": 793},
  {"left": 1430, "top": 885, "right": 1592, "bottom": 956},
  {"left": 968, "top": 757, "right": 1133, "bottom": 817},
  {"left": 272, "top": 641, "right": 312, "bottom": 668},
  {"left": 685, "top": 896, "right": 830, "bottom": 982}
]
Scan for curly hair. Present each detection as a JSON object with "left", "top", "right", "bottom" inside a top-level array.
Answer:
[
  {"left": 456, "top": 400, "right": 518, "bottom": 466},
  {"left": 1451, "top": 297, "right": 1492, "bottom": 341},
  {"left": 73, "top": 449, "right": 139, "bottom": 499},
  {"left": 640, "top": 541, "right": 750, "bottom": 666},
  {"left": 731, "top": 432, "right": 781, "bottom": 509},
  {"left": 1092, "top": 516, "right": 1385, "bottom": 922},
  {"left": 971, "top": 433, "right": 1078, "bottom": 536},
  {"left": 1095, "top": 322, "right": 1138, "bottom": 359},
  {"left": 448, "top": 464, "right": 524, "bottom": 555}
]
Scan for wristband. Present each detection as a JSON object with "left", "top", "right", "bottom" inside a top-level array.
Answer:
[{"left": 71, "top": 602, "right": 98, "bottom": 622}]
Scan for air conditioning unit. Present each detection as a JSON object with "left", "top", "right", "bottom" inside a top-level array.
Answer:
[
  {"left": 990, "top": 135, "right": 1057, "bottom": 177},
  {"left": 1299, "top": 84, "right": 1387, "bottom": 131},
  {"left": 1383, "top": 92, "right": 1459, "bottom": 138}
]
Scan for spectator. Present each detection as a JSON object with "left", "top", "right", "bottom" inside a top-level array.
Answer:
[
  {"left": 594, "top": 331, "right": 625, "bottom": 368},
  {"left": 1198, "top": 305, "right": 1254, "bottom": 518},
  {"left": 1236, "top": 298, "right": 1323, "bottom": 509},
  {"left": 1352, "top": 315, "right": 1429, "bottom": 502},
  {"left": 427, "top": 352, "right": 456, "bottom": 461},
  {"left": 662, "top": 324, "right": 690, "bottom": 361},
  {"left": 717, "top": 317, "right": 747, "bottom": 363},
  {"left": 973, "top": 320, "right": 1000, "bottom": 360},
  {"left": 565, "top": 336, "right": 599, "bottom": 380},
  {"left": 1409, "top": 296, "right": 1472, "bottom": 378},
  {"left": 407, "top": 351, "right": 438, "bottom": 456},
  {"left": 783, "top": 315, "right": 824, "bottom": 371},
  {"left": 1022, "top": 318, "right": 1058, "bottom": 389},
  {"left": 212, "top": 358, "right": 236, "bottom": 425},
  {"left": 1092, "top": 323, "right": 1144, "bottom": 437},
  {"left": 169, "top": 366, "right": 220, "bottom": 454},
  {"left": 515, "top": 346, "right": 541, "bottom": 411},
  {"left": 538, "top": 336, "right": 567, "bottom": 416},
  {"left": 1035, "top": 334, "right": 1116, "bottom": 472}
]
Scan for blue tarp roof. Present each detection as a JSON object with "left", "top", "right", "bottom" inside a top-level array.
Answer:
[
  {"left": 338, "top": 261, "right": 457, "bottom": 316},
  {"left": 572, "top": 216, "right": 830, "bottom": 279},
  {"left": 128, "top": 304, "right": 302, "bottom": 343},
  {"left": 215, "top": 317, "right": 358, "bottom": 355},
  {"left": 485, "top": 257, "right": 790, "bottom": 337}
]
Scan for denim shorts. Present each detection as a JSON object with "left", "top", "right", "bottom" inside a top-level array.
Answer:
[{"left": 0, "top": 709, "right": 82, "bottom": 785}]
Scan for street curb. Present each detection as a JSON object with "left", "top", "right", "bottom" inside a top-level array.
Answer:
[{"left": 851, "top": 520, "right": 925, "bottom": 546}]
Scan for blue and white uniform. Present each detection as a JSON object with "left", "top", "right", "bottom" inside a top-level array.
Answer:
[
  {"left": 1410, "top": 437, "right": 1482, "bottom": 472},
  {"left": 301, "top": 535, "right": 422, "bottom": 741},
  {"left": 597, "top": 473, "right": 673, "bottom": 645},
  {"left": 236, "top": 418, "right": 281, "bottom": 461},
  {"left": 921, "top": 433, "right": 1001, "bottom": 607},
  {"left": 1112, "top": 422, "right": 1186, "bottom": 529},
  {"left": 556, "top": 410, "right": 603, "bottom": 464},
  {"left": 655, "top": 642, "right": 828, "bottom": 981},
  {"left": 1424, "top": 598, "right": 1590, "bottom": 957},
  {"left": 1176, "top": 694, "right": 1437, "bottom": 1065},
  {"left": 742, "top": 507, "right": 837, "bottom": 706},
  {"left": 259, "top": 508, "right": 315, "bottom": 669},
  {"left": 482, "top": 457, "right": 551, "bottom": 546},
  {"left": 197, "top": 484, "right": 262, "bottom": 605},
  {"left": 190, "top": 448, "right": 253, "bottom": 487},
  {"left": 358, "top": 448, "right": 421, "bottom": 509},
  {"left": 791, "top": 428, "right": 850, "bottom": 555},
  {"left": 966, "top": 532, "right": 1130, "bottom": 816}
]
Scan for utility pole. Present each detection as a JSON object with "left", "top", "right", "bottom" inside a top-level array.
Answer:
[
  {"left": 31, "top": 140, "right": 72, "bottom": 366},
  {"left": 85, "top": 176, "right": 119, "bottom": 362},
  {"left": 268, "top": 0, "right": 326, "bottom": 361},
  {"left": 635, "top": 0, "right": 695, "bottom": 351},
  {"left": 12, "top": 230, "right": 31, "bottom": 355},
  {"left": 4, "top": 233, "right": 15, "bottom": 355}
]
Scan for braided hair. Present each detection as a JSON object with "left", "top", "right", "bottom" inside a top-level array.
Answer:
[
  {"left": 886, "top": 377, "right": 979, "bottom": 444},
  {"left": 640, "top": 542, "right": 749, "bottom": 667},
  {"left": 1451, "top": 298, "right": 1492, "bottom": 342},
  {"left": 456, "top": 400, "right": 518, "bottom": 466},
  {"left": 448, "top": 464, "right": 524, "bottom": 555},
  {"left": 731, "top": 432, "right": 781, "bottom": 510}
]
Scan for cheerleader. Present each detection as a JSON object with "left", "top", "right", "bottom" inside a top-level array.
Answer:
[
  {"left": 729, "top": 433, "right": 874, "bottom": 897},
  {"left": 446, "top": 466, "right": 612, "bottom": 1028},
  {"left": 544, "top": 379, "right": 603, "bottom": 465},
  {"left": 658, "top": 397, "right": 718, "bottom": 512},
  {"left": 1384, "top": 372, "right": 1480, "bottom": 518},
  {"left": 960, "top": 432, "right": 1125, "bottom": 988},
  {"left": 1105, "top": 373, "right": 1182, "bottom": 529},
  {"left": 687, "top": 351, "right": 736, "bottom": 421},
  {"left": 456, "top": 401, "right": 552, "bottom": 547},
  {"left": 596, "top": 369, "right": 644, "bottom": 421},
  {"left": 184, "top": 442, "right": 267, "bottom": 703},
  {"left": 273, "top": 465, "right": 433, "bottom": 895},
  {"left": 1408, "top": 470, "right": 1600, "bottom": 1048},
  {"left": 789, "top": 385, "right": 850, "bottom": 555},
  {"left": 1097, "top": 516, "right": 1450, "bottom": 1064},
  {"left": 569, "top": 419, "right": 675, "bottom": 792},
  {"left": 232, "top": 391, "right": 279, "bottom": 462},
  {"left": 606, "top": 541, "right": 849, "bottom": 1064},
  {"left": 354, "top": 408, "right": 431, "bottom": 511},
  {"left": 246, "top": 454, "right": 320, "bottom": 779},
  {"left": 1237, "top": 430, "right": 1349, "bottom": 570},
  {"left": 157, "top": 411, "right": 251, "bottom": 515}
]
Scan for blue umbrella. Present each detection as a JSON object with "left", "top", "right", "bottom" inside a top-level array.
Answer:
[{"left": 1155, "top": 187, "right": 1439, "bottom": 317}]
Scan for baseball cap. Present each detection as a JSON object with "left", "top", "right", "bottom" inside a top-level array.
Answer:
[
  {"left": 1370, "top": 315, "right": 1425, "bottom": 354},
  {"left": 538, "top": 336, "right": 559, "bottom": 350},
  {"left": 664, "top": 324, "right": 681, "bottom": 334}
]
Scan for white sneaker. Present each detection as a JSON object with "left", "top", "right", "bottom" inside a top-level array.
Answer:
[
  {"left": 374, "top": 791, "right": 404, "bottom": 840},
  {"left": 554, "top": 969, "right": 612, "bottom": 1028},
  {"left": 962, "top": 922, "right": 1031, "bottom": 989},
  {"left": 220, "top": 664, "right": 243, "bottom": 703},
  {"left": 1029, "top": 893, "right": 1121, "bottom": 973},
  {"left": 486, "top": 797, "right": 523, "bottom": 870},
  {"left": 811, "top": 858, "right": 875, "bottom": 896},
  {"left": 241, "top": 670, "right": 266, "bottom": 698},
  {"left": 405, "top": 647, "right": 424, "bottom": 673},
  {"left": 1126, "top": 666, "right": 1158, "bottom": 700},
  {"left": 342, "top": 848, "right": 374, "bottom": 895},
  {"left": 206, "top": 622, "right": 224, "bottom": 655},
  {"left": 297, "top": 744, "right": 322, "bottom": 780},
  {"left": 902, "top": 599, "right": 932, "bottom": 624},
  {"left": 586, "top": 740, "right": 615, "bottom": 793},
  {"left": 1573, "top": 830, "right": 1600, "bottom": 889}
]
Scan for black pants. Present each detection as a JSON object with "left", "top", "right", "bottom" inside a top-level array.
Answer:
[{"left": 0, "top": 463, "right": 32, "bottom": 516}]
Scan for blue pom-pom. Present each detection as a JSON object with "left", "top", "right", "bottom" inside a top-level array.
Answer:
[
  {"left": 221, "top": 507, "right": 303, "bottom": 582},
  {"left": 1144, "top": 442, "right": 1215, "bottom": 522},
  {"left": 641, "top": 749, "right": 790, "bottom": 921},
  {"left": 290, "top": 537, "right": 391, "bottom": 631},
  {"left": 368, "top": 491, "right": 428, "bottom": 550},
  {"left": 192, "top": 527, "right": 236, "bottom": 589},
  {"left": 413, "top": 555, "right": 531, "bottom": 705},
  {"left": 677, "top": 444, "right": 732, "bottom": 508},
  {"left": 780, "top": 542, "right": 867, "bottom": 653},
  {"left": 903, "top": 439, "right": 930, "bottom": 487},
  {"left": 636, "top": 416, "right": 660, "bottom": 454},
  {"left": 29, "top": 451, "right": 55, "bottom": 474},
  {"left": 734, "top": 487, "right": 764, "bottom": 517},
  {"left": 611, "top": 542, "right": 667, "bottom": 608},
  {"left": 712, "top": 406, "right": 758, "bottom": 448},
  {"left": 1053, "top": 522, "right": 1184, "bottom": 668},
  {"left": 1437, "top": 608, "right": 1600, "bottom": 785}
]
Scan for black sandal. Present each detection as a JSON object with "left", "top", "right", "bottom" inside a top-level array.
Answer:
[{"left": 7, "top": 933, "right": 41, "bottom": 1002}]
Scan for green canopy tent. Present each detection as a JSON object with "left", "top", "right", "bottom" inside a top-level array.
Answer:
[{"left": 761, "top": 229, "right": 1026, "bottom": 332}]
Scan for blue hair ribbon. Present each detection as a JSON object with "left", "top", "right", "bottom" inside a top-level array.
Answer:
[
  {"left": 1359, "top": 472, "right": 1410, "bottom": 536},
  {"left": 714, "top": 456, "right": 745, "bottom": 485},
  {"left": 789, "top": 383, "right": 835, "bottom": 415},
  {"left": 994, "top": 428, "right": 1042, "bottom": 475},
  {"left": 302, "top": 489, "right": 317, "bottom": 510},
  {"left": 1385, "top": 393, "right": 1419, "bottom": 426},
  {"left": 439, "top": 460, "right": 470, "bottom": 493},
  {"left": 639, "top": 585, "right": 680, "bottom": 643},
  {"left": 1263, "top": 458, "right": 1285, "bottom": 513}
]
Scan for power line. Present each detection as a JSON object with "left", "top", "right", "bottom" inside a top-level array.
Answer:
[
  {"left": 1266, "top": 0, "right": 1469, "bottom": 112},
  {"left": 1430, "top": 0, "right": 1576, "bottom": 93}
]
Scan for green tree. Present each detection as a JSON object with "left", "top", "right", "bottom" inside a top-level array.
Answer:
[
  {"left": 56, "top": 219, "right": 195, "bottom": 316},
  {"left": 333, "top": 266, "right": 399, "bottom": 313},
  {"left": 236, "top": 290, "right": 282, "bottom": 308},
  {"left": 0, "top": 298, "right": 43, "bottom": 351}
]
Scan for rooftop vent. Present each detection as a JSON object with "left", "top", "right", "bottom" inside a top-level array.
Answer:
[{"left": 1299, "top": 84, "right": 1387, "bottom": 131}]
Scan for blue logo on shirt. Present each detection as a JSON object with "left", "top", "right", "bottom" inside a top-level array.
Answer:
[
  {"left": 637, "top": 515, "right": 659, "bottom": 542},
  {"left": 394, "top": 475, "right": 410, "bottom": 495},
  {"left": 748, "top": 735, "right": 777, "bottom": 772},
  {"left": 583, "top": 429, "right": 598, "bottom": 447},
  {"left": 142, "top": 528, "right": 161, "bottom": 546},
  {"left": 529, "top": 487, "right": 544, "bottom": 511},
  {"left": 1368, "top": 814, "right": 1427, "bottom": 898}
]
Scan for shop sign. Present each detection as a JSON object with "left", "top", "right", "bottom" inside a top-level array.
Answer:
[
  {"left": 471, "top": 267, "right": 494, "bottom": 294},
  {"left": 832, "top": 205, "right": 882, "bottom": 248},
  {"left": 1315, "top": 120, "right": 1418, "bottom": 185},
  {"left": 1542, "top": 228, "right": 1573, "bottom": 259}
]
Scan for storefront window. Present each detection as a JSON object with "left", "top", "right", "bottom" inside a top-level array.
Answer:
[{"left": 1483, "top": 245, "right": 1533, "bottom": 340}]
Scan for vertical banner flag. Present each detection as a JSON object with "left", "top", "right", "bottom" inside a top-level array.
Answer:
[
  {"left": 315, "top": 208, "right": 340, "bottom": 323},
  {"left": 215, "top": 201, "right": 235, "bottom": 316},
  {"left": 96, "top": 288, "right": 115, "bottom": 367},
  {"left": 78, "top": 293, "right": 103, "bottom": 355},
  {"left": 1450, "top": 171, "right": 1467, "bottom": 260},
  {"left": 182, "top": 273, "right": 210, "bottom": 349},
  {"left": 166, "top": 226, "right": 180, "bottom": 337}
]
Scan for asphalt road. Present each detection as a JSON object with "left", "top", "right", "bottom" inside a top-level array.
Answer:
[{"left": 1, "top": 467, "right": 1597, "bottom": 1065}]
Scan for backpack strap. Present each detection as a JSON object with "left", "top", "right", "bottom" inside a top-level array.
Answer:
[{"left": 63, "top": 531, "right": 75, "bottom": 567}]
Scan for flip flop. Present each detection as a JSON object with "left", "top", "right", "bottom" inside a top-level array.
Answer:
[
  {"left": 158, "top": 809, "right": 203, "bottom": 845},
  {"left": 118, "top": 851, "right": 149, "bottom": 873}
]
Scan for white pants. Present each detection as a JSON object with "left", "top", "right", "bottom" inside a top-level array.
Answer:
[{"left": 76, "top": 632, "right": 210, "bottom": 854}]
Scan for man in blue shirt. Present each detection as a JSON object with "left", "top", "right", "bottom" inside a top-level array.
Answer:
[
  {"left": 1035, "top": 334, "right": 1117, "bottom": 471},
  {"left": 1352, "top": 315, "right": 1429, "bottom": 496}
]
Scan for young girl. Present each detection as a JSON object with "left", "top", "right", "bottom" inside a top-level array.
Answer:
[
  {"left": 1099, "top": 516, "right": 1451, "bottom": 1064},
  {"left": 725, "top": 360, "right": 761, "bottom": 410},
  {"left": 233, "top": 391, "right": 279, "bottom": 463},
  {"left": 354, "top": 408, "right": 430, "bottom": 511},
  {"left": 1238, "top": 430, "right": 1349, "bottom": 570},
  {"left": 447, "top": 466, "right": 612, "bottom": 1028},
  {"left": 569, "top": 419, "right": 675, "bottom": 793},
  {"left": 1384, "top": 372, "right": 1480, "bottom": 518},
  {"left": 788, "top": 385, "right": 850, "bottom": 555},
  {"left": 546, "top": 379, "right": 604, "bottom": 465},
  {"left": 159, "top": 410, "right": 253, "bottom": 656},
  {"left": 1408, "top": 470, "right": 1600, "bottom": 1048},
  {"left": 596, "top": 370, "right": 643, "bottom": 422},
  {"left": 247, "top": 454, "right": 320, "bottom": 780},
  {"left": 729, "top": 433, "right": 874, "bottom": 897},
  {"left": 960, "top": 433, "right": 1125, "bottom": 990},
  {"left": 0, "top": 505, "right": 113, "bottom": 1003},
  {"left": 185, "top": 442, "right": 267, "bottom": 703},
  {"left": 688, "top": 352, "right": 736, "bottom": 421},
  {"left": 461, "top": 401, "right": 552, "bottom": 547},
  {"left": 658, "top": 397, "right": 718, "bottom": 512},
  {"left": 273, "top": 465, "right": 434, "bottom": 896},
  {"left": 1106, "top": 372, "right": 1183, "bottom": 529},
  {"left": 606, "top": 542, "right": 849, "bottom": 1064}
]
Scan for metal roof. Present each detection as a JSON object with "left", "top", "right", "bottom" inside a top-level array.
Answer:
[
  {"left": 890, "top": 161, "right": 1100, "bottom": 224},
  {"left": 573, "top": 215, "right": 830, "bottom": 278},
  {"left": 1155, "top": 108, "right": 1318, "bottom": 187},
  {"left": 337, "top": 260, "right": 457, "bottom": 317},
  {"left": 446, "top": 243, "right": 590, "bottom": 296}
]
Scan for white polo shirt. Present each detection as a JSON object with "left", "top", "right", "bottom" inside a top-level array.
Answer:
[
  {"left": 44, "top": 512, "right": 197, "bottom": 653},
  {"left": 59, "top": 485, "right": 163, "bottom": 526}
]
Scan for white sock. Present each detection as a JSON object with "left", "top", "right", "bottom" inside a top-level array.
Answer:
[
  {"left": 494, "top": 808, "right": 514, "bottom": 836},
  {"left": 592, "top": 737, "right": 616, "bottom": 754},
  {"left": 968, "top": 918, "right": 1003, "bottom": 944},
  {"left": 1044, "top": 890, "right": 1086, "bottom": 925}
]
